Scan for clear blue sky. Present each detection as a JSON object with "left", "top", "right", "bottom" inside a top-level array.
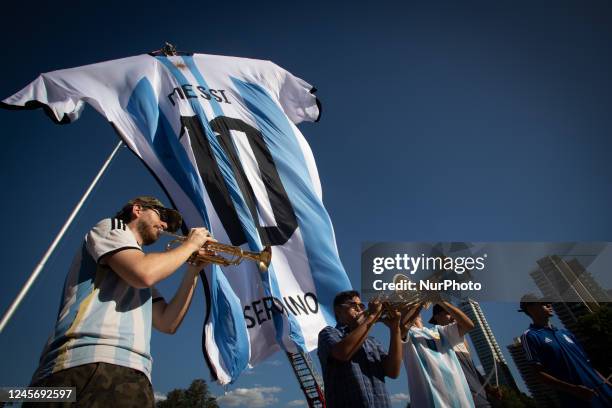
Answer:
[{"left": 1, "top": 1, "right": 612, "bottom": 406}]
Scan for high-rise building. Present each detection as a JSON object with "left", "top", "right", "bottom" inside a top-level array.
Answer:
[
  {"left": 507, "top": 337, "right": 561, "bottom": 407},
  {"left": 458, "top": 299, "right": 518, "bottom": 390},
  {"left": 531, "top": 256, "right": 610, "bottom": 341}
]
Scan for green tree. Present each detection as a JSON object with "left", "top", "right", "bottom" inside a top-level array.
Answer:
[
  {"left": 574, "top": 303, "right": 612, "bottom": 375},
  {"left": 490, "top": 385, "right": 537, "bottom": 408},
  {"left": 156, "top": 379, "right": 218, "bottom": 408}
]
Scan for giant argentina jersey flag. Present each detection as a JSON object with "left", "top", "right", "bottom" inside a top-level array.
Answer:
[{"left": 2, "top": 52, "right": 352, "bottom": 384}]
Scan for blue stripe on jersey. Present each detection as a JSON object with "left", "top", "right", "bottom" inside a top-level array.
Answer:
[
  {"left": 177, "top": 56, "right": 294, "bottom": 349},
  {"left": 127, "top": 78, "right": 209, "bottom": 221},
  {"left": 164, "top": 55, "right": 308, "bottom": 359},
  {"left": 460, "top": 355, "right": 474, "bottom": 408},
  {"left": 154, "top": 56, "right": 220, "bottom": 226},
  {"left": 127, "top": 79, "right": 243, "bottom": 376},
  {"left": 178, "top": 56, "right": 298, "bottom": 352},
  {"left": 181, "top": 54, "right": 307, "bottom": 352},
  {"left": 139, "top": 289, "right": 153, "bottom": 342},
  {"left": 410, "top": 332, "right": 438, "bottom": 406},
  {"left": 76, "top": 268, "right": 113, "bottom": 356},
  {"left": 154, "top": 56, "right": 250, "bottom": 382},
  {"left": 181, "top": 56, "right": 224, "bottom": 117},
  {"left": 436, "top": 328, "right": 460, "bottom": 407},
  {"left": 115, "top": 301, "right": 132, "bottom": 359},
  {"left": 231, "top": 77, "right": 351, "bottom": 326},
  {"left": 439, "top": 340, "right": 466, "bottom": 408},
  {"left": 50, "top": 245, "right": 97, "bottom": 347},
  {"left": 411, "top": 329, "right": 462, "bottom": 408}
]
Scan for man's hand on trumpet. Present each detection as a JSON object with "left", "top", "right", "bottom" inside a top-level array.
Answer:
[
  {"left": 359, "top": 299, "right": 383, "bottom": 325},
  {"left": 379, "top": 302, "right": 402, "bottom": 330},
  {"left": 399, "top": 303, "right": 424, "bottom": 340},
  {"left": 183, "top": 228, "right": 216, "bottom": 266},
  {"left": 183, "top": 227, "right": 214, "bottom": 250},
  {"left": 360, "top": 298, "right": 402, "bottom": 329}
]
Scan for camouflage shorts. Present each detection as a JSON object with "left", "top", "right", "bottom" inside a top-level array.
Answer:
[{"left": 25, "top": 362, "right": 154, "bottom": 408}]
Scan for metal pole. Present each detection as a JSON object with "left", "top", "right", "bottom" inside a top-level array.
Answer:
[
  {"left": 0, "top": 140, "right": 124, "bottom": 333},
  {"left": 494, "top": 357, "right": 499, "bottom": 387}
]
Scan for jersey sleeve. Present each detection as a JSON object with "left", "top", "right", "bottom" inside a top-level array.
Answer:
[
  {"left": 269, "top": 63, "right": 321, "bottom": 124},
  {"left": 85, "top": 218, "right": 142, "bottom": 264},
  {"left": 1, "top": 73, "right": 86, "bottom": 124},
  {"left": 317, "top": 326, "right": 342, "bottom": 363},
  {"left": 1, "top": 55, "right": 155, "bottom": 125},
  {"left": 521, "top": 331, "right": 542, "bottom": 365},
  {"left": 438, "top": 322, "right": 463, "bottom": 348}
]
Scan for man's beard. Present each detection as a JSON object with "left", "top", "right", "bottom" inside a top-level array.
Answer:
[{"left": 137, "top": 220, "right": 158, "bottom": 246}]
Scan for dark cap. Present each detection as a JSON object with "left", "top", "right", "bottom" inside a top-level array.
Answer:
[
  {"left": 428, "top": 303, "right": 445, "bottom": 325},
  {"left": 125, "top": 196, "right": 182, "bottom": 232},
  {"left": 517, "top": 293, "right": 546, "bottom": 313}
]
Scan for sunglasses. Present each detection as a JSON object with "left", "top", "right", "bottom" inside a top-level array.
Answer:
[
  {"left": 341, "top": 302, "right": 366, "bottom": 311},
  {"left": 143, "top": 206, "right": 166, "bottom": 222}
]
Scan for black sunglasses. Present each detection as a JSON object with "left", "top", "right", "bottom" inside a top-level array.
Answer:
[
  {"left": 341, "top": 301, "right": 366, "bottom": 311},
  {"left": 142, "top": 205, "right": 166, "bottom": 222}
]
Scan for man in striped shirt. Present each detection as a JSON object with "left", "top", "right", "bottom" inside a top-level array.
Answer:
[{"left": 27, "top": 196, "right": 213, "bottom": 407}]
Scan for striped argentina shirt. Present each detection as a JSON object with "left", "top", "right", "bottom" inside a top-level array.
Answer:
[
  {"left": 402, "top": 322, "right": 474, "bottom": 408},
  {"left": 32, "top": 218, "right": 164, "bottom": 384}
]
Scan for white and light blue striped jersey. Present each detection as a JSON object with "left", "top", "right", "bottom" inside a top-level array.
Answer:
[
  {"left": 402, "top": 322, "right": 474, "bottom": 408},
  {"left": 32, "top": 218, "right": 164, "bottom": 383},
  {"left": 3, "top": 52, "right": 352, "bottom": 384}
]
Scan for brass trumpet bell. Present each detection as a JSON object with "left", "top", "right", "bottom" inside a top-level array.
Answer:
[
  {"left": 376, "top": 274, "right": 434, "bottom": 319},
  {"left": 161, "top": 231, "right": 272, "bottom": 272}
]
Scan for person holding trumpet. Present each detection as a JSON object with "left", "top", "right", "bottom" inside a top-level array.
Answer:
[
  {"left": 317, "top": 290, "right": 404, "bottom": 407},
  {"left": 26, "top": 196, "right": 214, "bottom": 407}
]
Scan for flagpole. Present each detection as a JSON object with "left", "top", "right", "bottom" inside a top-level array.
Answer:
[{"left": 0, "top": 140, "right": 124, "bottom": 333}]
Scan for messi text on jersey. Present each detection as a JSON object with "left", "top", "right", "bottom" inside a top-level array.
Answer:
[{"left": 167, "top": 84, "right": 231, "bottom": 106}]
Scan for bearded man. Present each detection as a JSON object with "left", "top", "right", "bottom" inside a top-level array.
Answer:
[{"left": 27, "top": 196, "right": 213, "bottom": 407}]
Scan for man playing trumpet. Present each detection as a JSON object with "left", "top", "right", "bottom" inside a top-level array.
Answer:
[
  {"left": 317, "top": 290, "right": 404, "bottom": 407},
  {"left": 26, "top": 196, "right": 214, "bottom": 407}
]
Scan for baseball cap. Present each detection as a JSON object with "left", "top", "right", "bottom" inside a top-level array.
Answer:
[
  {"left": 428, "top": 303, "right": 445, "bottom": 325},
  {"left": 517, "top": 293, "right": 547, "bottom": 313},
  {"left": 125, "top": 196, "right": 182, "bottom": 232}
]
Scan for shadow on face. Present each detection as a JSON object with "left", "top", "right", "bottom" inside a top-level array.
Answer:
[
  {"left": 434, "top": 312, "right": 454, "bottom": 326},
  {"left": 525, "top": 303, "right": 554, "bottom": 321},
  {"left": 334, "top": 296, "right": 365, "bottom": 328}
]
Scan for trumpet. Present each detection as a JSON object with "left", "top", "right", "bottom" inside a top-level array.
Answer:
[
  {"left": 161, "top": 231, "right": 272, "bottom": 272},
  {"left": 374, "top": 274, "right": 436, "bottom": 320}
]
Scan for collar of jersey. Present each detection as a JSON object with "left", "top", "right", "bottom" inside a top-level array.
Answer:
[{"left": 529, "top": 323, "right": 557, "bottom": 331}]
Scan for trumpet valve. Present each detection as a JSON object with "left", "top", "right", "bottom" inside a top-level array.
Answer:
[{"left": 258, "top": 246, "right": 272, "bottom": 272}]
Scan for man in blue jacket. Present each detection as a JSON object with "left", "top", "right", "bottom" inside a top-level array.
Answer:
[{"left": 519, "top": 294, "right": 612, "bottom": 408}]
